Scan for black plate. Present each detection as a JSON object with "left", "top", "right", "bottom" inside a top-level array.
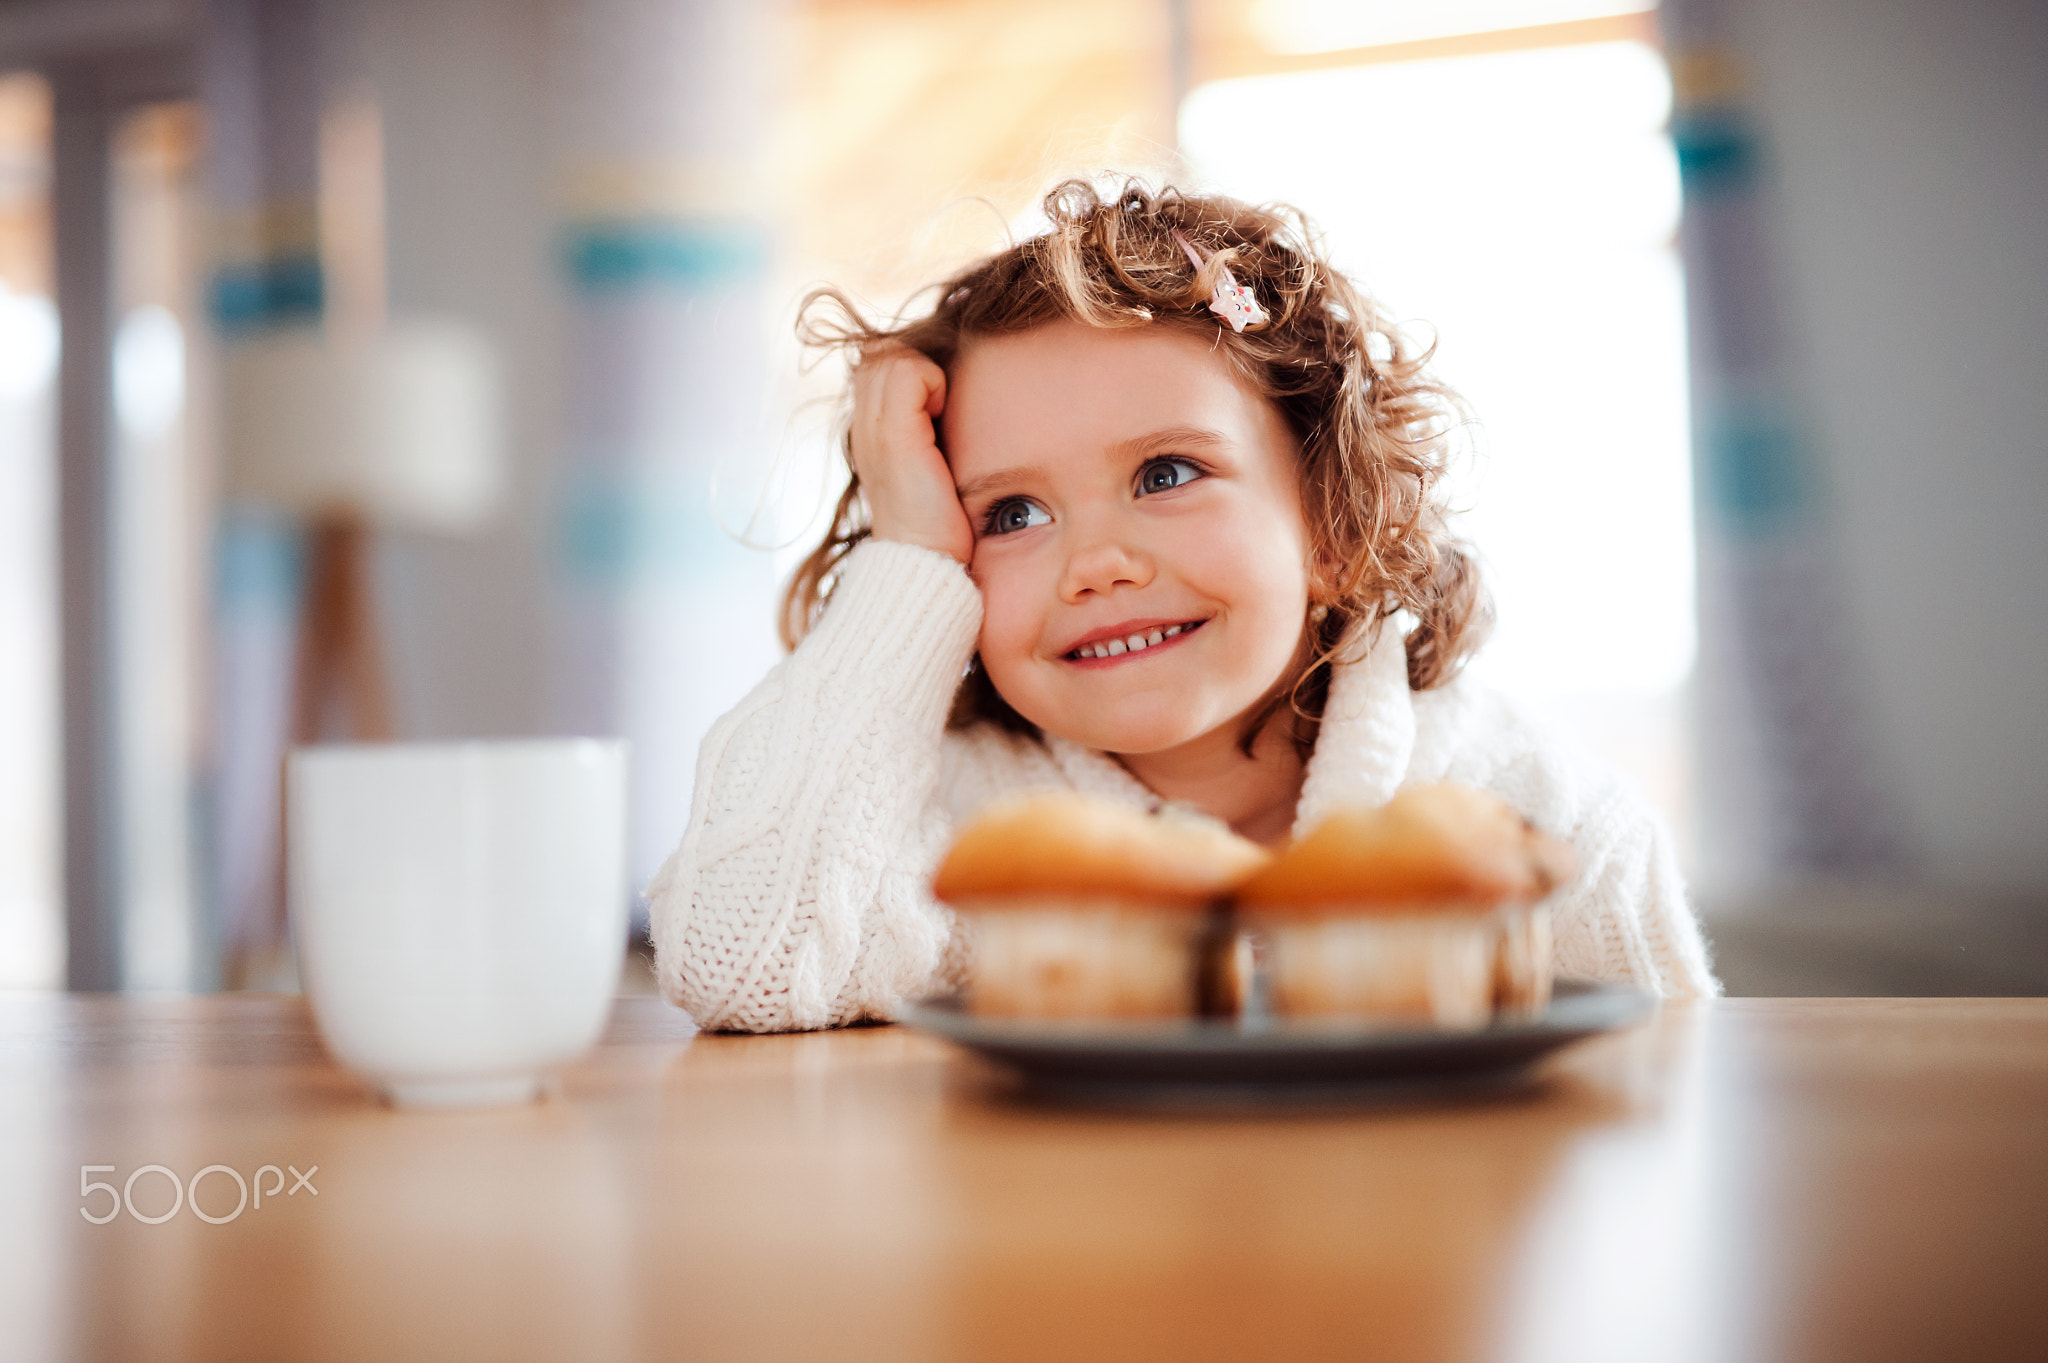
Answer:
[{"left": 901, "top": 979, "right": 1655, "bottom": 1108}]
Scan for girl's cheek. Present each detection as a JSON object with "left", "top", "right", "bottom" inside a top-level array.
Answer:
[
  {"left": 971, "top": 571, "right": 1034, "bottom": 655},
  {"left": 1181, "top": 517, "right": 1289, "bottom": 593}
]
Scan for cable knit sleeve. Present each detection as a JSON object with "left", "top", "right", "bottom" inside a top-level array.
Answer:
[
  {"left": 645, "top": 539, "right": 982, "bottom": 1032},
  {"left": 1543, "top": 764, "right": 1719, "bottom": 1000},
  {"left": 1409, "top": 685, "right": 1720, "bottom": 1000}
]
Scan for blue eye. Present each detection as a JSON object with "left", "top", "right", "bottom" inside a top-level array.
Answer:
[
  {"left": 1137, "top": 458, "right": 1205, "bottom": 496},
  {"left": 983, "top": 498, "right": 1052, "bottom": 535}
]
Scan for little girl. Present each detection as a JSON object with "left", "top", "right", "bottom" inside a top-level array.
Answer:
[{"left": 649, "top": 180, "right": 1716, "bottom": 1033}]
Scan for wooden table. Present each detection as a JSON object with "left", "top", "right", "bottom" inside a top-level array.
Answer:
[{"left": 3, "top": 996, "right": 2045, "bottom": 1362}]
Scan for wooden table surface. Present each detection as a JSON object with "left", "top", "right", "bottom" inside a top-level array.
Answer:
[{"left": 3, "top": 995, "right": 2045, "bottom": 1363}]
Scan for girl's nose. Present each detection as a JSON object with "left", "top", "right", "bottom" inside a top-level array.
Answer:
[{"left": 1058, "top": 530, "right": 1153, "bottom": 602}]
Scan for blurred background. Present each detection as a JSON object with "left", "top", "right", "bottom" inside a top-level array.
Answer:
[{"left": 0, "top": 0, "right": 2041, "bottom": 997}]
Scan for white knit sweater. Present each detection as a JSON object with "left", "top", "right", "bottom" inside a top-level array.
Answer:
[{"left": 649, "top": 539, "right": 1718, "bottom": 1033}]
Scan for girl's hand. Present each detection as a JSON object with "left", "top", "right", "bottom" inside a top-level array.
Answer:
[{"left": 850, "top": 346, "right": 974, "bottom": 567}]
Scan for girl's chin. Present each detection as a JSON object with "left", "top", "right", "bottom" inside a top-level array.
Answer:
[
  {"left": 994, "top": 673, "right": 1248, "bottom": 754},
  {"left": 1031, "top": 708, "right": 1225, "bottom": 757}
]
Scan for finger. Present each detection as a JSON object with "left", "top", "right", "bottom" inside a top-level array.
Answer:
[
  {"left": 878, "top": 354, "right": 944, "bottom": 422},
  {"left": 880, "top": 355, "right": 945, "bottom": 428}
]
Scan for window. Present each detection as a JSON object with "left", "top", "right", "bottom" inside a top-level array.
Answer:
[{"left": 1183, "top": 35, "right": 1697, "bottom": 855}]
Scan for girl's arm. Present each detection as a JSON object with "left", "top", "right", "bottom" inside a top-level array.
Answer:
[
  {"left": 1412, "top": 685, "right": 1718, "bottom": 999},
  {"left": 1542, "top": 774, "right": 1718, "bottom": 999},
  {"left": 651, "top": 340, "right": 981, "bottom": 1033},
  {"left": 646, "top": 538, "right": 982, "bottom": 1032}
]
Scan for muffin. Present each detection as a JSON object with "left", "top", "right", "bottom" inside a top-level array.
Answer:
[
  {"left": 932, "top": 793, "right": 1269, "bottom": 1019},
  {"left": 1234, "top": 784, "right": 1574, "bottom": 1029}
]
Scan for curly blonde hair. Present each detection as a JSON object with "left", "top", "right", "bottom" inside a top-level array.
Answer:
[{"left": 785, "top": 178, "right": 1489, "bottom": 753}]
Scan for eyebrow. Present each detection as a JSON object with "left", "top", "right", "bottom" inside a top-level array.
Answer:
[
  {"left": 1112, "top": 425, "right": 1234, "bottom": 461},
  {"left": 952, "top": 426, "right": 1233, "bottom": 503},
  {"left": 953, "top": 465, "right": 1049, "bottom": 504}
]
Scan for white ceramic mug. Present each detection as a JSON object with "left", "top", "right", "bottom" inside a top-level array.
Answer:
[{"left": 287, "top": 739, "right": 629, "bottom": 1108}]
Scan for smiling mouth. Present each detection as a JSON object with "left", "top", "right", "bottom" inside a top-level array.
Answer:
[{"left": 1064, "top": 620, "right": 1205, "bottom": 664}]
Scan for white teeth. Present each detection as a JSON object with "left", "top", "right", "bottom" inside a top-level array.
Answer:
[{"left": 1074, "top": 625, "right": 1195, "bottom": 660}]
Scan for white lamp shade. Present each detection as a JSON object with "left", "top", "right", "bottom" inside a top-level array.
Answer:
[{"left": 223, "top": 316, "right": 505, "bottom": 533}]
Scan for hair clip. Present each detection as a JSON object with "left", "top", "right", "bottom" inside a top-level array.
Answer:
[{"left": 1171, "top": 229, "right": 1269, "bottom": 334}]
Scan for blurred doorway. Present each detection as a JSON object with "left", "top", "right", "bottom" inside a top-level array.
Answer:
[
  {"left": 0, "top": 66, "right": 208, "bottom": 992},
  {"left": 0, "top": 70, "right": 58, "bottom": 989},
  {"left": 109, "top": 100, "right": 209, "bottom": 990}
]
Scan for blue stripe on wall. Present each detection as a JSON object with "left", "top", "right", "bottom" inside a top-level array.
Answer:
[
  {"left": 1699, "top": 393, "right": 1817, "bottom": 534},
  {"left": 562, "top": 219, "right": 767, "bottom": 293},
  {"left": 208, "top": 254, "right": 325, "bottom": 335},
  {"left": 555, "top": 472, "right": 762, "bottom": 587},
  {"left": 213, "top": 510, "right": 305, "bottom": 608},
  {"left": 1671, "top": 111, "right": 1761, "bottom": 198}
]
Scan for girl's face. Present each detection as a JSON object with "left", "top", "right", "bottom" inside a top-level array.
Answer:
[{"left": 944, "top": 319, "right": 1313, "bottom": 756}]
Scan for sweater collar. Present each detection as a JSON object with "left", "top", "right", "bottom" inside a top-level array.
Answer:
[
  {"left": 1041, "top": 730, "right": 1159, "bottom": 808},
  {"left": 1290, "top": 622, "right": 1416, "bottom": 838},
  {"left": 1037, "top": 623, "right": 1417, "bottom": 835}
]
